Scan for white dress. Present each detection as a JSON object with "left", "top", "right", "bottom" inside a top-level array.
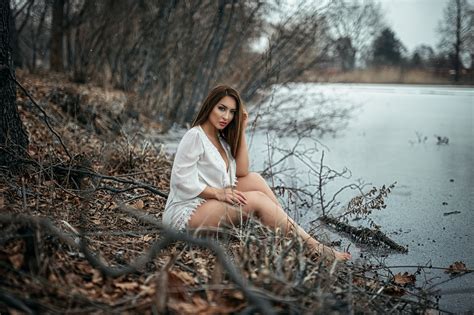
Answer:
[{"left": 162, "top": 125, "right": 237, "bottom": 230}]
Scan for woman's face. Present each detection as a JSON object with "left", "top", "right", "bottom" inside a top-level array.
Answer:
[{"left": 207, "top": 96, "right": 237, "bottom": 130}]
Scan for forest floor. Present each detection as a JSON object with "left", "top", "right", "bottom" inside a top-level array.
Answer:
[{"left": 0, "top": 71, "right": 463, "bottom": 314}]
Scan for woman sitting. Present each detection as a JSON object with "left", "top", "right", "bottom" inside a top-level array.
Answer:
[{"left": 163, "top": 85, "right": 351, "bottom": 261}]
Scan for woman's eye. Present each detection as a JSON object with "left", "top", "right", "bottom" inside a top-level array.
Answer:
[{"left": 218, "top": 107, "right": 225, "bottom": 111}]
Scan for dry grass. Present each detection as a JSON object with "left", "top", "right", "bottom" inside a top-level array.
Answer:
[{"left": 305, "top": 67, "right": 454, "bottom": 85}]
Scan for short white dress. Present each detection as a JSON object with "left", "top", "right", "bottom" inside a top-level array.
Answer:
[{"left": 162, "top": 125, "right": 237, "bottom": 230}]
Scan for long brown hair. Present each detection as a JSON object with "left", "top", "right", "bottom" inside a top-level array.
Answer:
[{"left": 191, "top": 85, "right": 244, "bottom": 158}]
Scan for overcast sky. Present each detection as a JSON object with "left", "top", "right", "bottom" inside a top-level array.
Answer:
[{"left": 378, "top": 0, "right": 448, "bottom": 52}]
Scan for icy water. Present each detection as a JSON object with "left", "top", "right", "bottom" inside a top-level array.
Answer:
[
  {"left": 160, "top": 83, "right": 473, "bottom": 312},
  {"left": 248, "top": 83, "right": 473, "bottom": 312}
]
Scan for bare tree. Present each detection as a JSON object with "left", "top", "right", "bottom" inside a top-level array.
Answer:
[
  {"left": 437, "top": 0, "right": 473, "bottom": 82},
  {"left": 0, "top": 0, "right": 29, "bottom": 167},
  {"left": 50, "top": 0, "right": 65, "bottom": 71},
  {"left": 10, "top": 0, "right": 362, "bottom": 130},
  {"left": 326, "top": 0, "right": 384, "bottom": 68}
]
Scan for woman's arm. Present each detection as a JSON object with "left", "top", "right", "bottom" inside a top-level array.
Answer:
[{"left": 235, "top": 111, "right": 249, "bottom": 177}]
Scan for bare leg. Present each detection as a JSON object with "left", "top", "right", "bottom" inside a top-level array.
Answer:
[
  {"left": 188, "top": 190, "right": 351, "bottom": 261},
  {"left": 236, "top": 173, "right": 350, "bottom": 260},
  {"left": 236, "top": 172, "right": 279, "bottom": 205}
]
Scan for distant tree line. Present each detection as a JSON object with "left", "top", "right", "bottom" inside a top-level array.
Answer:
[{"left": 369, "top": 0, "right": 472, "bottom": 83}]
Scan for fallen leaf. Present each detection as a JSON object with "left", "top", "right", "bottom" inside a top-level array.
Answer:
[
  {"left": 135, "top": 200, "right": 144, "bottom": 209},
  {"left": 143, "top": 234, "right": 153, "bottom": 242},
  {"left": 230, "top": 290, "right": 244, "bottom": 300},
  {"left": 92, "top": 269, "right": 103, "bottom": 284},
  {"left": 445, "top": 261, "right": 468, "bottom": 275},
  {"left": 114, "top": 282, "right": 139, "bottom": 290},
  {"left": 84, "top": 282, "right": 95, "bottom": 289},
  {"left": 171, "top": 270, "right": 196, "bottom": 285},
  {"left": 168, "top": 295, "right": 243, "bottom": 315},
  {"left": 139, "top": 285, "right": 155, "bottom": 296},
  {"left": 393, "top": 272, "right": 416, "bottom": 285},
  {"left": 9, "top": 253, "right": 24, "bottom": 270},
  {"left": 352, "top": 276, "right": 366, "bottom": 287},
  {"left": 120, "top": 216, "right": 134, "bottom": 224},
  {"left": 91, "top": 217, "right": 102, "bottom": 225}
]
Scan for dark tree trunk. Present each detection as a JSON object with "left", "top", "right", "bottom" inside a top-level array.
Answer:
[
  {"left": 181, "top": 0, "right": 236, "bottom": 124},
  {"left": 9, "top": 1, "right": 22, "bottom": 68},
  {"left": 454, "top": 0, "right": 461, "bottom": 82},
  {"left": 50, "top": 0, "right": 65, "bottom": 72},
  {"left": 0, "top": 0, "right": 29, "bottom": 167}
]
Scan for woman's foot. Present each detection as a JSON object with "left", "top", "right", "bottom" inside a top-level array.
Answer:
[
  {"left": 312, "top": 244, "right": 351, "bottom": 262},
  {"left": 333, "top": 250, "right": 351, "bottom": 261}
]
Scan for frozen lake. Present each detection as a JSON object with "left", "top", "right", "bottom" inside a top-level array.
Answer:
[
  {"left": 160, "top": 83, "right": 473, "bottom": 312},
  {"left": 248, "top": 83, "right": 473, "bottom": 312}
]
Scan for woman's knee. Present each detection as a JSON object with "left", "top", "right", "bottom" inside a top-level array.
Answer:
[
  {"left": 242, "top": 191, "right": 273, "bottom": 213},
  {"left": 243, "top": 190, "right": 267, "bottom": 200},
  {"left": 247, "top": 172, "right": 265, "bottom": 183}
]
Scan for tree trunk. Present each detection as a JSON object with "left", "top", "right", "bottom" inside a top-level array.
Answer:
[
  {"left": 454, "top": 0, "right": 461, "bottom": 82},
  {"left": 182, "top": 0, "right": 236, "bottom": 124},
  {"left": 50, "top": 0, "right": 65, "bottom": 72},
  {"left": 9, "top": 1, "right": 22, "bottom": 68},
  {"left": 0, "top": 0, "right": 29, "bottom": 167}
]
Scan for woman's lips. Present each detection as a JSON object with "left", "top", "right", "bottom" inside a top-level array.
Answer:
[{"left": 219, "top": 122, "right": 227, "bottom": 127}]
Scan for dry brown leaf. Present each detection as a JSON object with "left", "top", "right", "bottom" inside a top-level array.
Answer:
[
  {"left": 120, "top": 216, "right": 134, "bottom": 224},
  {"left": 9, "top": 253, "right": 24, "bottom": 270},
  {"left": 84, "top": 282, "right": 95, "bottom": 289},
  {"left": 168, "top": 295, "right": 240, "bottom": 315},
  {"left": 114, "top": 282, "right": 139, "bottom": 290},
  {"left": 352, "top": 276, "right": 366, "bottom": 287},
  {"left": 92, "top": 269, "right": 103, "bottom": 284},
  {"left": 139, "top": 285, "right": 155, "bottom": 295},
  {"left": 232, "top": 291, "right": 245, "bottom": 300},
  {"left": 135, "top": 200, "right": 144, "bottom": 209},
  {"left": 143, "top": 234, "right": 153, "bottom": 242},
  {"left": 393, "top": 272, "right": 416, "bottom": 285},
  {"left": 172, "top": 270, "right": 196, "bottom": 285},
  {"left": 445, "top": 261, "right": 468, "bottom": 275},
  {"left": 48, "top": 272, "right": 59, "bottom": 283},
  {"left": 91, "top": 217, "right": 101, "bottom": 225},
  {"left": 365, "top": 279, "right": 380, "bottom": 290}
]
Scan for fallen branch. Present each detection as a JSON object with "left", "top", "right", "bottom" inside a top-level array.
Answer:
[
  {"left": 52, "top": 165, "right": 168, "bottom": 198},
  {"left": 320, "top": 215, "right": 408, "bottom": 252}
]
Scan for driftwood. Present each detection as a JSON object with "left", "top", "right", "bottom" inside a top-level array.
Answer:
[{"left": 320, "top": 215, "right": 408, "bottom": 253}]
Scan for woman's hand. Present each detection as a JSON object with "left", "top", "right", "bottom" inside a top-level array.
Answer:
[
  {"left": 215, "top": 188, "right": 248, "bottom": 206},
  {"left": 241, "top": 109, "right": 249, "bottom": 130}
]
